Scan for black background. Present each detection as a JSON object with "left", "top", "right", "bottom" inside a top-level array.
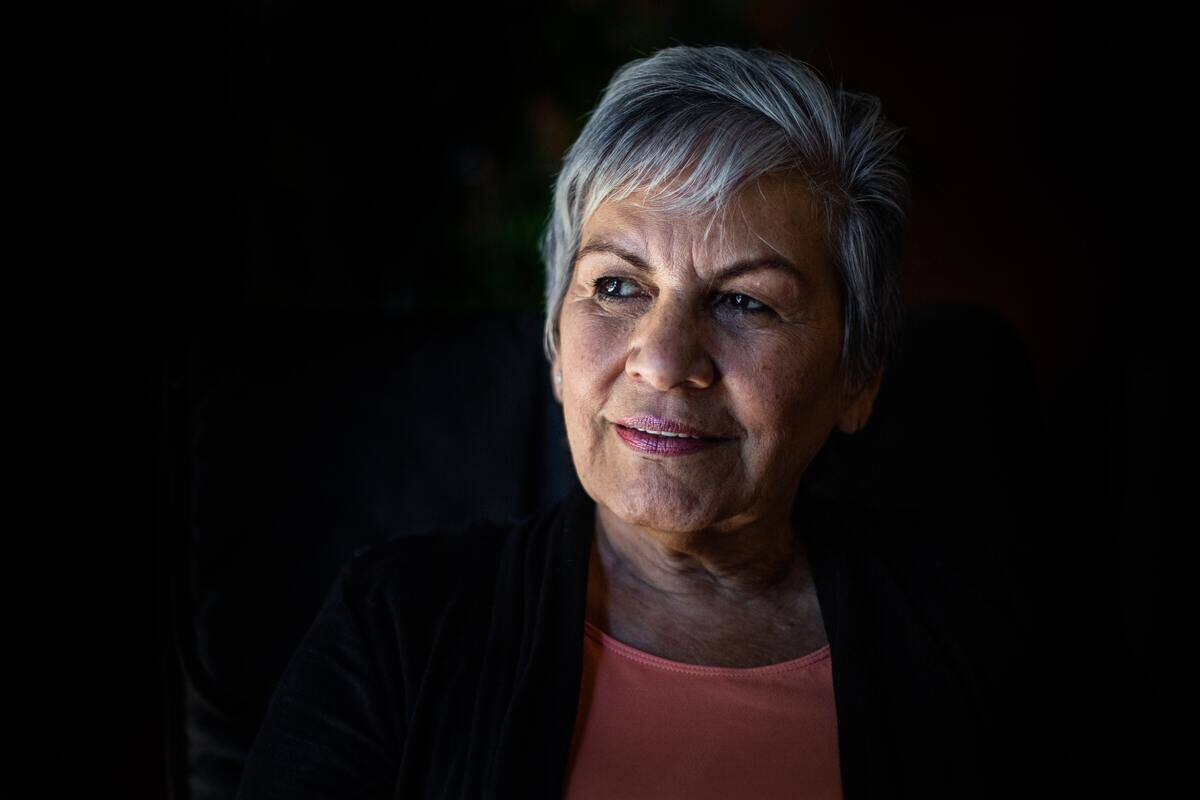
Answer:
[{"left": 123, "top": 1, "right": 1169, "bottom": 795}]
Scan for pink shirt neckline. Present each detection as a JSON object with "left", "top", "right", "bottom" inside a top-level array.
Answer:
[{"left": 582, "top": 619, "right": 832, "bottom": 678}]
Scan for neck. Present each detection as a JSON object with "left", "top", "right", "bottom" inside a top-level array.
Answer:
[{"left": 591, "top": 495, "right": 811, "bottom": 606}]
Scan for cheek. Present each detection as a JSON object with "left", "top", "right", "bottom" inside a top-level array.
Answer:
[
  {"left": 720, "top": 335, "right": 836, "bottom": 437},
  {"left": 559, "top": 311, "right": 628, "bottom": 436},
  {"left": 561, "top": 309, "right": 632, "bottom": 379}
]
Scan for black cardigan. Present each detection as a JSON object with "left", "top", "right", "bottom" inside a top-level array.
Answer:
[{"left": 236, "top": 480, "right": 1058, "bottom": 799}]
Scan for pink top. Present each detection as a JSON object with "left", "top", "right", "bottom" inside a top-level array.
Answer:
[{"left": 562, "top": 620, "right": 843, "bottom": 800}]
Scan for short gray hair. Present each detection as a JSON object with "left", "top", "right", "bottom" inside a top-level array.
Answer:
[{"left": 539, "top": 45, "right": 911, "bottom": 391}]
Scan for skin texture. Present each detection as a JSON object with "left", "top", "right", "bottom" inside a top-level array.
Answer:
[{"left": 552, "top": 173, "right": 883, "bottom": 667}]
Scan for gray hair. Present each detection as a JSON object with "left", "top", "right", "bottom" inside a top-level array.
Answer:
[{"left": 539, "top": 45, "right": 911, "bottom": 391}]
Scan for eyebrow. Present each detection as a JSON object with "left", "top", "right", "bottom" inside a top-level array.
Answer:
[{"left": 573, "top": 239, "right": 810, "bottom": 287}]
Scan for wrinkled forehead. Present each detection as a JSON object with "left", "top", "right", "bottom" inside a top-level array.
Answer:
[{"left": 579, "top": 173, "right": 827, "bottom": 268}]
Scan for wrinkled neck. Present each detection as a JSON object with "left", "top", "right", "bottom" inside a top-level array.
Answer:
[{"left": 591, "top": 500, "right": 814, "bottom": 606}]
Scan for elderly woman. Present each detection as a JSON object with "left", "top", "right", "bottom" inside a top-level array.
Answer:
[{"left": 237, "top": 45, "right": 1046, "bottom": 799}]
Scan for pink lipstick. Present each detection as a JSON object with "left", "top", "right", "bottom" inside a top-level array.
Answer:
[{"left": 612, "top": 415, "right": 731, "bottom": 457}]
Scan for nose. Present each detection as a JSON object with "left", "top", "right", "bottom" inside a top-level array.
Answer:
[{"left": 625, "top": 294, "right": 716, "bottom": 391}]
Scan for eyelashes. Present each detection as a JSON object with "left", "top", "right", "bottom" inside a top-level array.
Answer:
[
  {"left": 591, "top": 276, "right": 772, "bottom": 315},
  {"left": 593, "top": 276, "right": 640, "bottom": 301}
]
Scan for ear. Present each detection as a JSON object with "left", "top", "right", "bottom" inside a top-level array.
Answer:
[
  {"left": 835, "top": 367, "right": 884, "bottom": 434},
  {"left": 550, "top": 358, "right": 563, "bottom": 404}
]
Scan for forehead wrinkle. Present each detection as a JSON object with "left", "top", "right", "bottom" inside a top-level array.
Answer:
[
  {"left": 594, "top": 200, "right": 709, "bottom": 275},
  {"left": 583, "top": 193, "right": 802, "bottom": 293}
]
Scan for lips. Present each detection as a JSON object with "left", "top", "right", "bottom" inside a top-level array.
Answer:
[
  {"left": 612, "top": 415, "right": 732, "bottom": 457},
  {"left": 614, "top": 425, "right": 725, "bottom": 456},
  {"left": 613, "top": 415, "right": 727, "bottom": 439}
]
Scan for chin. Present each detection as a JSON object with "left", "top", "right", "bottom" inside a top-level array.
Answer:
[{"left": 608, "top": 478, "right": 716, "bottom": 533}]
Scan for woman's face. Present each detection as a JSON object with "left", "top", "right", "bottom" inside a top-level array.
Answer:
[{"left": 553, "top": 173, "right": 881, "bottom": 535}]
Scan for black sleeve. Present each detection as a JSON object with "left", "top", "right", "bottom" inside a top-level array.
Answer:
[{"left": 236, "top": 560, "right": 402, "bottom": 800}]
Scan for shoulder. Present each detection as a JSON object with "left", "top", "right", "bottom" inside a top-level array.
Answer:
[
  {"left": 813, "top": 494, "right": 1018, "bottom": 580},
  {"left": 335, "top": 518, "right": 516, "bottom": 623},
  {"left": 334, "top": 485, "right": 590, "bottom": 622},
  {"left": 806, "top": 494, "right": 1030, "bottom": 637}
]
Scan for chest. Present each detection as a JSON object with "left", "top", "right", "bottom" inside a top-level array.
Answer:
[{"left": 564, "top": 620, "right": 842, "bottom": 800}]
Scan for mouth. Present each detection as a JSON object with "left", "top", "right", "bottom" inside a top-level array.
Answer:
[
  {"left": 613, "top": 415, "right": 729, "bottom": 439},
  {"left": 612, "top": 422, "right": 730, "bottom": 457}
]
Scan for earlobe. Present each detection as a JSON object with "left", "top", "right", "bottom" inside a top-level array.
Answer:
[
  {"left": 551, "top": 361, "right": 563, "bottom": 404},
  {"left": 835, "top": 368, "right": 884, "bottom": 434}
]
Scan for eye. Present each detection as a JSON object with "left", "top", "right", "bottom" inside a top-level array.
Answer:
[
  {"left": 719, "top": 292, "right": 769, "bottom": 314},
  {"left": 591, "top": 277, "right": 772, "bottom": 316},
  {"left": 592, "top": 276, "right": 643, "bottom": 301}
]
